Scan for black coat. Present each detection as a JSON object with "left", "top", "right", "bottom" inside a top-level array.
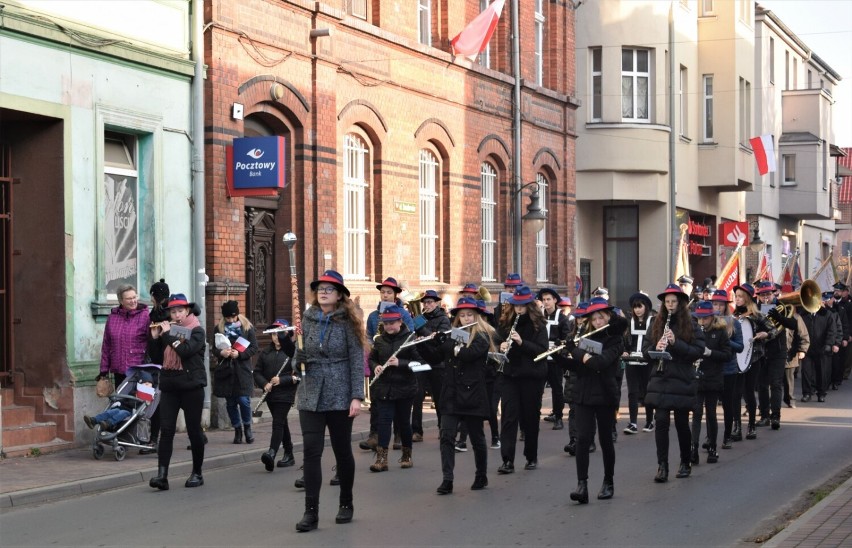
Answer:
[
  {"left": 253, "top": 338, "right": 298, "bottom": 404},
  {"left": 212, "top": 325, "right": 259, "bottom": 398},
  {"left": 498, "top": 314, "right": 549, "bottom": 379},
  {"left": 422, "top": 330, "right": 491, "bottom": 418},
  {"left": 643, "top": 312, "right": 705, "bottom": 410},
  {"left": 415, "top": 307, "right": 452, "bottom": 369},
  {"left": 800, "top": 307, "right": 838, "bottom": 357},
  {"left": 555, "top": 315, "right": 625, "bottom": 408},
  {"left": 696, "top": 324, "right": 731, "bottom": 393},
  {"left": 368, "top": 326, "right": 420, "bottom": 401},
  {"left": 151, "top": 325, "right": 207, "bottom": 392}
]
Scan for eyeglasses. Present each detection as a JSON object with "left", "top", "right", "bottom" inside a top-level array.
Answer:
[{"left": 316, "top": 286, "right": 338, "bottom": 294}]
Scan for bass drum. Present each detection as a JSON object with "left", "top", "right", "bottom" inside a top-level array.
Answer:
[{"left": 737, "top": 317, "right": 754, "bottom": 373}]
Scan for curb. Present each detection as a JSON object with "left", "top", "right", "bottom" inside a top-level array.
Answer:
[{"left": 761, "top": 475, "right": 852, "bottom": 548}]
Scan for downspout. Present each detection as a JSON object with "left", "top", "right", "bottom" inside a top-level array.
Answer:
[
  {"left": 511, "top": 0, "right": 523, "bottom": 273},
  {"left": 668, "top": 2, "right": 677, "bottom": 281},
  {"left": 190, "top": 0, "right": 209, "bottom": 409}
]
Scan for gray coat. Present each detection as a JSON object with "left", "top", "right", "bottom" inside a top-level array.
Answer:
[{"left": 295, "top": 305, "right": 366, "bottom": 412}]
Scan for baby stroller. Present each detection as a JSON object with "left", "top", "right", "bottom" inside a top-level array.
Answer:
[{"left": 91, "top": 364, "right": 161, "bottom": 461}]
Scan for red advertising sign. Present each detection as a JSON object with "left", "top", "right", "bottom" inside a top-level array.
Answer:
[{"left": 718, "top": 222, "right": 749, "bottom": 247}]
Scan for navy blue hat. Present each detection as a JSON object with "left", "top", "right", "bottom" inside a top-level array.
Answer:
[
  {"left": 677, "top": 275, "right": 694, "bottom": 285},
  {"left": 421, "top": 289, "right": 440, "bottom": 302},
  {"left": 629, "top": 291, "right": 653, "bottom": 310},
  {"left": 733, "top": 283, "right": 756, "bottom": 300},
  {"left": 833, "top": 282, "right": 848, "bottom": 291},
  {"left": 536, "top": 287, "right": 561, "bottom": 302},
  {"left": 460, "top": 283, "right": 479, "bottom": 294},
  {"left": 822, "top": 291, "right": 835, "bottom": 300},
  {"left": 657, "top": 284, "right": 688, "bottom": 302},
  {"left": 165, "top": 293, "right": 196, "bottom": 309},
  {"left": 755, "top": 281, "right": 775, "bottom": 295},
  {"left": 270, "top": 318, "right": 290, "bottom": 329},
  {"left": 376, "top": 277, "right": 403, "bottom": 293},
  {"left": 476, "top": 299, "right": 488, "bottom": 313},
  {"left": 585, "top": 296, "right": 614, "bottom": 315},
  {"left": 311, "top": 269, "right": 350, "bottom": 296},
  {"left": 712, "top": 289, "right": 732, "bottom": 303},
  {"left": 504, "top": 273, "right": 523, "bottom": 287},
  {"left": 573, "top": 302, "right": 590, "bottom": 317},
  {"left": 451, "top": 296, "right": 482, "bottom": 316},
  {"left": 692, "top": 300, "right": 717, "bottom": 318},
  {"left": 508, "top": 285, "right": 535, "bottom": 305},
  {"left": 380, "top": 304, "right": 404, "bottom": 322}
]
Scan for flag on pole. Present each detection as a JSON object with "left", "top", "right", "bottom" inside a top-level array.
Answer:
[
  {"left": 753, "top": 250, "right": 768, "bottom": 282},
  {"left": 749, "top": 135, "right": 777, "bottom": 176},
  {"left": 780, "top": 256, "right": 794, "bottom": 293},
  {"left": 136, "top": 383, "right": 155, "bottom": 403},
  {"left": 792, "top": 254, "right": 804, "bottom": 289},
  {"left": 673, "top": 223, "right": 690, "bottom": 283},
  {"left": 717, "top": 242, "right": 743, "bottom": 302},
  {"left": 811, "top": 255, "right": 837, "bottom": 293},
  {"left": 450, "top": 0, "right": 505, "bottom": 61},
  {"left": 233, "top": 336, "right": 250, "bottom": 353},
  {"left": 845, "top": 251, "right": 852, "bottom": 287}
]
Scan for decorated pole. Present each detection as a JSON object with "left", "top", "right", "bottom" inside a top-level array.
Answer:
[{"left": 282, "top": 231, "right": 302, "bottom": 353}]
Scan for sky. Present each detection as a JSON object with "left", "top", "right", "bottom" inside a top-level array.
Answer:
[{"left": 761, "top": 0, "right": 852, "bottom": 146}]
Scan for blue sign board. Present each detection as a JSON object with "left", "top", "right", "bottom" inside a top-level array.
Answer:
[{"left": 231, "top": 136, "right": 285, "bottom": 189}]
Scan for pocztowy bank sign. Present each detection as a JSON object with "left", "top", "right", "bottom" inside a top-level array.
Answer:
[{"left": 230, "top": 136, "right": 286, "bottom": 192}]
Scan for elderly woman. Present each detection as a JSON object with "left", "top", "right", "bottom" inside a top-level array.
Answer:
[{"left": 99, "top": 284, "right": 150, "bottom": 388}]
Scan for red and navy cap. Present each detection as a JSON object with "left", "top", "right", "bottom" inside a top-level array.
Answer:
[
  {"left": 380, "top": 304, "right": 404, "bottom": 322},
  {"left": 376, "top": 277, "right": 403, "bottom": 293},
  {"left": 310, "top": 269, "right": 350, "bottom": 296}
]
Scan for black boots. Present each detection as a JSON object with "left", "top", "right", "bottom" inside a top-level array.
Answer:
[
  {"left": 676, "top": 462, "right": 691, "bottom": 479},
  {"left": 731, "top": 422, "right": 743, "bottom": 442},
  {"left": 277, "top": 452, "right": 295, "bottom": 468},
  {"left": 244, "top": 424, "right": 255, "bottom": 444},
  {"left": 233, "top": 427, "right": 243, "bottom": 444},
  {"left": 471, "top": 475, "right": 488, "bottom": 490},
  {"left": 707, "top": 447, "right": 719, "bottom": 463},
  {"left": 597, "top": 478, "right": 614, "bottom": 500},
  {"left": 654, "top": 462, "right": 669, "bottom": 483},
  {"left": 564, "top": 437, "right": 576, "bottom": 455},
  {"left": 335, "top": 499, "right": 354, "bottom": 524},
  {"left": 149, "top": 466, "right": 169, "bottom": 490},
  {"left": 570, "top": 480, "right": 589, "bottom": 504},
  {"left": 690, "top": 444, "right": 700, "bottom": 465},
  {"left": 262, "top": 449, "right": 277, "bottom": 472},
  {"left": 436, "top": 480, "right": 453, "bottom": 495},
  {"left": 231, "top": 426, "right": 253, "bottom": 444},
  {"left": 296, "top": 497, "right": 319, "bottom": 532},
  {"left": 185, "top": 472, "right": 204, "bottom": 487}
]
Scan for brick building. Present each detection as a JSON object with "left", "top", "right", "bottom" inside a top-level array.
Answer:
[{"left": 203, "top": 0, "right": 579, "bottom": 327}]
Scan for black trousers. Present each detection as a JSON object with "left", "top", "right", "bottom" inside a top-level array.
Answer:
[
  {"left": 439, "top": 414, "right": 486, "bottom": 481},
  {"left": 300, "top": 410, "right": 355, "bottom": 504},
  {"left": 410, "top": 368, "right": 444, "bottom": 434},
  {"left": 376, "top": 398, "right": 413, "bottom": 448},
  {"left": 266, "top": 401, "right": 293, "bottom": 453},
  {"left": 691, "top": 389, "right": 720, "bottom": 448},
  {"left": 742, "top": 361, "right": 760, "bottom": 427},
  {"left": 500, "top": 376, "right": 545, "bottom": 464},
  {"left": 802, "top": 353, "right": 830, "bottom": 397},
  {"left": 158, "top": 387, "right": 205, "bottom": 475},
  {"left": 758, "top": 356, "right": 786, "bottom": 421},
  {"left": 574, "top": 403, "right": 616, "bottom": 482},
  {"left": 625, "top": 362, "right": 653, "bottom": 426},
  {"left": 485, "top": 379, "right": 499, "bottom": 441},
  {"left": 832, "top": 344, "right": 848, "bottom": 384},
  {"left": 655, "top": 408, "right": 691, "bottom": 465},
  {"left": 545, "top": 361, "right": 565, "bottom": 419},
  {"left": 722, "top": 374, "right": 739, "bottom": 440}
]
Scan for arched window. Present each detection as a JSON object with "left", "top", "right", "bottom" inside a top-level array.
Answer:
[
  {"left": 535, "top": 172, "right": 549, "bottom": 282},
  {"left": 344, "top": 133, "right": 369, "bottom": 279},
  {"left": 419, "top": 149, "right": 439, "bottom": 281},
  {"left": 481, "top": 162, "right": 497, "bottom": 282}
]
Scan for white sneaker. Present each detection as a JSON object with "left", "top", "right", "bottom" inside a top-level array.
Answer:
[
  {"left": 624, "top": 423, "right": 639, "bottom": 435},
  {"left": 642, "top": 421, "right": 655, "bottom": 432}
]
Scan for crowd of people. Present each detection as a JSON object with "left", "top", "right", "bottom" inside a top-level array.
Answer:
[{"left": 93, "top": 269, "right": 852, "bottom": 530}]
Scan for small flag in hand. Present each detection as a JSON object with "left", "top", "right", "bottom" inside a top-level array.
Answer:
[
  {"left": 136, "top": 383, "right": 155, "bottom": 403},
  {"left": 233, "top": 336, "right": 250, "bottom": 353}
]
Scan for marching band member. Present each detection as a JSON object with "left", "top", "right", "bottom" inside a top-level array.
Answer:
[
  {"left": 555, "top": 297, "right": 625, "bottom": 504},
  {"left": 564, "top": 302, "right": 594, "bottom": 455},
  {"left": 538, "top": 287, "right": 572, "bottom": 431},
  {"left": 368, "top": 305, "right": 421, "bottom": 472},
  {"left": 644, "top": 284, "right": 704, "bottom": 483},
  {"left": 254, "top": 319, "right": 298, "bottom": 471},
  {"left": 412, "top": 289, "right": 451, "bottom": 439},
  {"left": 690, "top": 301, "right": 732, "bottom": 465},
  {"left": 710, "top": 290, "right": 744, "bottom": 450},
  {"left": 755, "top": 281, "right": 798, "bottom": 429},
  {"left": 732, "top": 283, "right": 776, "bottom": 440},
  {"left": 294, "top": 270, "right": 365, "bottom": 532},
  {"left": 496, "top": 286, "right": 549, "bottom": 474},
  {"left": 622, "top": 292, "right": 655, "bottom": 435},
  {"left": 420, "top": 297, "right": 497, "bottom": 494}
]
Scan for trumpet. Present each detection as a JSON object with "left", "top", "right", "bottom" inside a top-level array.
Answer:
[{"left": 535, "top": 323, "right": 609, "bottom": 362}]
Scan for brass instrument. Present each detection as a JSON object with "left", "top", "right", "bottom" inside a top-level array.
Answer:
[
  {"left": 767, "top": 279, "right": 820, "bottom": 330},
  {"left": 370, "top": 332, "right": 417, "bottom": 387},
  {"left": 476, "top": 285, "right": 492, "bottom": 306},
  {"left": 401, "top": 290, "right": 424, "bottom": 318},
  {"left": 535, "top": 323, "right": 609, "bottom": 362}
]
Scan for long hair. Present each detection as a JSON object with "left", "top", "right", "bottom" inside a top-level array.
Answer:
[
  {"left": 453, "top": 313, "right": 498, "bottom": 352},
  {"left": 310, "top": 293, "right": 368, "bottom": 349},
  {"left": 735, "top": 298, "right": 759, "bottom": 318},
  {"left": 701, "top": 315, "right": 727, "bottom": 333},
  {"left": 217, "top": 313, "right": 253, "bottom": 334},
  {"left": 650, "top": 300, "right": 694, "bottom": 343},
  {"left": 500, "top": 301, "right": 545, "bottom": 331}
]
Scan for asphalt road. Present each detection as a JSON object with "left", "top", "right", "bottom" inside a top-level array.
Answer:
[{"left": 2, "top": 386, "right": 851, "bottom": 548}]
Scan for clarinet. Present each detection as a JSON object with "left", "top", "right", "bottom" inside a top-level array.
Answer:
[
  {"left": 496, "top": 314, "right": 521, "bottom": 373},
  {"left": 656, "top": 313, "right": 672, "bottom": 372}
]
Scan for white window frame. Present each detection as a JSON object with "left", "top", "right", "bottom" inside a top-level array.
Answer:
[
  {"left": 535, "top": 173, "right": 549, "bottom": 283},
  {"left": 679, "top": 65, "right": 688, "bottom": 137},
  {"left": 739, "top": 0, "right": 752, "bottom": 26},
  {"left": 343, "top": 134, "right": 369, "bottom": 280},
  {"left": 769, "top": 37, "right": 775, "bottom": 84},
  {"left": 782, "top": 154, "right": 796, "bottom": 186},
  {"left": 419, "top": 149, "right": 439, "bottom": 281},
  {"left": 349, "top": 0, "right": 367, "bottom": 19},
  {"left": 703, "top": 74, "right": 714, "bottom": 142},
  {"left": 481, "top": 162, "right": 497, "bottom": 282},
  {"left": 103, "top": 132, "right": 140, "bottom": 299},
  {"left": 591, "top": 47, "right": 602, "bottom": 122},
  {"left": 701, "top": 0, "right": 715, "bottom": 16},
  {"left": 418, "top": 0, "right": 431, "bottom": 46},
  {"left": 739, "top": 77, "right": 751, "bottom": 145},
  {"left": 622, "top": 48, "right": 651, "bottom": 122},
  {"left": 534, "top": 0, "right": 545, "bottom": 86}
]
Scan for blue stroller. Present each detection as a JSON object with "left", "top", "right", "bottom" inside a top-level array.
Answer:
[{"left": 91, "top": 364, "right": 161, "bottom": 461}]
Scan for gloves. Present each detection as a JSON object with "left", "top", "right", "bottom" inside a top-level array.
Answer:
[
  {"left": 824, "top": 345, "right": 833, "bottom": 355},
  {"left": 767, "top": 307, "right": 782, "bottom": 322},
  {"left": 434, "top": 331, "right": 448, "bottom": 345},
  {"left": 703, "top": 347, "right": 712, "bottom": 357}
]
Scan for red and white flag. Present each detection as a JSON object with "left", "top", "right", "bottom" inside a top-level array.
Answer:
[
  {"left": 749, "top": 135, "right": 776, "bottom": 176},
  {"left": 717, "top": 243, "right": 743, "bottom": 308},
  {"left": 450, "top": 0, "right": 505, "bottom": 61},
  {"left": 753, "top": 250, "right": 773, "bottom": 283},
  {"left": 233, "top": 336, "right": 250, "bottom": 353},
  {"left": 136, "top": 383, "right": 155, "bottom": 403}
]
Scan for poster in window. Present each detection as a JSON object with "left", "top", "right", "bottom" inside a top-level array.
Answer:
[{"left": 104, "top": 173, "right": 138, "bottom": 294}]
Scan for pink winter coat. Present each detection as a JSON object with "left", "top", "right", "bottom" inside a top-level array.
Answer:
[{"left": 100, "top": 304, "right": 150, "bottom": 376}]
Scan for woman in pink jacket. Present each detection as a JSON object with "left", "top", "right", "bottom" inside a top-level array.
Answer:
[{"left": 99, "top": 284, "right": 150, "bottom": 387}]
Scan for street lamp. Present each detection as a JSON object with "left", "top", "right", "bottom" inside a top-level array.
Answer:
[
  {"left": 749, "top": 228, "right": 765, "bottom": 253},
  {"left": 513, "top": 181, "right": 548, "bottom": 271}
]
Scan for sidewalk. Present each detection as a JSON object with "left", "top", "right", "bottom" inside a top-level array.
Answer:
[
  {"left": 762, "top": 475, "right": 852, "bottom": 548},
  {"left": 0, "top": 404, "right": 436, "bottom": 509}
]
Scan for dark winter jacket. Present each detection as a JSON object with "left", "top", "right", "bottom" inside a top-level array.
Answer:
[
  {"left": 643, "top": 312, "right": 705, "bottom": 410},
  {"left": 423, "top": 331, "right": 491, "bottom": 418},
  {"left": 800, "top": 307, "right": 838, "bottom": 357},
  {"left": 734, "top": 310, "right": 777, "bottom": 365},
  {"left": 415, "top": 306, "right": 452, "bottom": 369},
  {"left": 497, "top": 314, "right": 549, "bottom": 379},
  {"left": 764, "top": 302, "right": 799, "bottom": 359},
  {"left": 555, "top": 315, "right": 626, "bottom": 408},
  {"left": 212, "top": 324, "right": 259, "bottom": 398},
  {"left": 721, "top": 317, "right": 745, "bottom": 376},
  {"left": 253, "top": 337, "right": 298, "bottom": 404},
  {"left": 150, "top": 325, "right": 207, "bottom": 392},
  {"left": 368, "top": 326, "right": 421, "bottom": 401},
  {"left": 696, "top": 324, "right": 731, "bottom": 392},
  {"left": 100, "top": 304, "right": 150, "bottom": 376},
  {"left": 366, "top": 299, "right": 415, "bottom": 340}
]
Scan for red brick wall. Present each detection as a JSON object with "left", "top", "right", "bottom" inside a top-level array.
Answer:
[{"left": 204, "top": 0, "right": 578, "bottom": 321}]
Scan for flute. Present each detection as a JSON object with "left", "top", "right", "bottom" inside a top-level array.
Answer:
[{"left": 369, "top": 332, "right": 417, "bottom": 387}]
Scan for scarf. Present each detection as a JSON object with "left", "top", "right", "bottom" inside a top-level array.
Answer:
[{"left": 163, "top": 314, "right": 201, "bottom": 370}]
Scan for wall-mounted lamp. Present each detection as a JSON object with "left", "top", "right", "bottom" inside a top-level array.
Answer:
[
  {"left": 310, "top": 28, "right": 332, "bottom": 39},
  {"left": 749, "top": 228, "right": 765, "bottom": 252},
  {"left": 521, "top": 184, "right": 547, "bottom": 234}
]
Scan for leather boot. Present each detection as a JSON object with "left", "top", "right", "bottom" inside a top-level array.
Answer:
[
  {"left": 335, "top": 498, "right": 354, "bottom": 524},
  {"left": 731, "top": 422, "right": 743, "bottom": 442},
  {"left": 400, "top": 446, "right": 413, "bottom": 469},
  {"left": 569, "top": 480, "right": 589, "bottom": 504},
  {"left": 690, "top": 443, "right": 699, "bottom": 465},
  {"left": 598, "top": 477, "right": 614, "bottom": 500},
  {"left": 261, "top": 449, "right": 277, "bottom": 472},
  {"left": 707, "top": 447, "right": 719, "bottom": 463},
  {"left": 296, "top": 497, "right": 319, "bottom": 532},
  {"left": 184, "top": 472, "right": 204, "bottom": 487},
  {"left": 676, "top": 462, "right": 692, "bottom": 478},
  {"left": 243, "top": 424, "right": 255, "bottom": 444},
  {"left": 277, "top": 452, "right": 296, "bottom": 468},
  {"left": 370, "top": 447, "right": 389, "bottom": 472},
  {"left": 233, "top": 427, "right": 243, "bottom": 444},
  {"left": 552, "top": 418, "right": 564, "bottom": 430},
  {"left": 654, "top": 462, "right": 669, "bottom": 483},
  {"left": 392, "top": 433, "right": 402, "bottom": 450},
  {"left": 149, "top": 466, "right": 169, "bottom": 490},
  {"left": 564, "top": 437, "right": 577, "bottom": 456},
  {"left": 359, "top": 432, "right": 378, "bottom": 451}
]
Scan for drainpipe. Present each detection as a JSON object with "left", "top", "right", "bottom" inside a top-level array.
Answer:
[
  {"left": 511, "top": 0, "right": 523, "bottom": 274},
  {"left": 190, "top": 0, "right": 209, "bottom": 410},
  {"left": 668, "top": 2, "right": 677, "bottom": 281}
]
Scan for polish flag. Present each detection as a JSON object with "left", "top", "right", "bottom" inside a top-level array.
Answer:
[
  {"left": 450, "top": 0, "right": 505, "bottom": 61},
  {"left": 136, "top": 383, "right": 155, "bottom": 403},
  {"left": 749, "top": 135, "right": 776, "bottom": 176},
  {"left": 233, "top": 336, "right": 250, "bottom": 353}
]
